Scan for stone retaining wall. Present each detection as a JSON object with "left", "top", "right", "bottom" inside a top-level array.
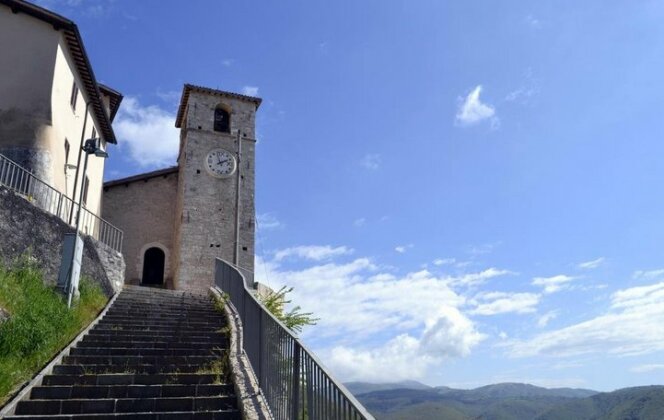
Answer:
[{"left": 0, "top": 185, "right": 124, "bottom": 296}]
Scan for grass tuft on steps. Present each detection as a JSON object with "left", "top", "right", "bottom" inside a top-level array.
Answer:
[{"left": 0, "top": 258, "right": 108, "bottom": 404}]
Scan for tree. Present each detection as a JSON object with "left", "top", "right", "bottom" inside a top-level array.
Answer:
[{"left": 258, "top": 286, "right": 318, "bottom": 334}]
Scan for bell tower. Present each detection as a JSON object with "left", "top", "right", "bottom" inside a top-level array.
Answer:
[{"left": 172, "top": 84, "right": 261, "bottom": 290}]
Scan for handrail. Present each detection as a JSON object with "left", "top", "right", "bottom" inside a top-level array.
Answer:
[
  {"left": 214, "top": 258, "right": 375, "bottom": 420},
  {"left": 0, "top": 153, "right": 123, "bottom": 252}
]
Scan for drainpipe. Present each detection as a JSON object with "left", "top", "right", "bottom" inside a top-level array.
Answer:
[
  {"left": 234, "top": 129, "right": 242, "bottom": 265},
  {"left": 69, "top": 101, "right": 91, "bottom": 224}
]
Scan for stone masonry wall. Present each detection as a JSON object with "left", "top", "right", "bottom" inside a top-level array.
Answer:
[
  {"left": 0, "top": 185, "right": 124, "bottom": 296},
  {"left": 102, "top": 171, "right": 178, "bottom": 286}
]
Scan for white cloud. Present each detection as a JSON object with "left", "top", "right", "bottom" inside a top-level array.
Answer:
[
  {"left": 532, "top": 274, "right": 576, "bottom": 294},
  {"left": 242, "top": 86, "right": 259, "bottom": 96},
  {"left": 327, "top": 305, "right": 485, "bottom": 382},
  {"left": 36, "top": 0, "right": 111, "bottom": 17},
  {"left": 222, "top": 58, "right": 235, "bottom": 67},
  {"left": 353, "top": 218, "right": 366, "bottom": 227},
  {"left": 630, "top": 364, "right": 664, "bottom": 373},
  {"left": 360, "top": 154, "right": 381, "bottom": 170},
  {"left": 155, "top": 89, "right": 181, "bottom": 106},
  {"left": 450, "top": 268, "right": 512, "bottom": 287},
  {"left": 633, "top": 268, "right": 664, "bottom": 280},
  {"left": 273, "top": 245, "right": 353, "bottom": 262},
  {"left": 578, "top": 257, "right": 605, "bottom": 270},
  {"left": 525, "top": 14, "right": 541, "bottom": 29},
  {"left": 537, "top": 311, "right": 558, "bottom": 328},
  {"left": 507, "top": 281, "right": 664, "bottom": 358},
  {"left": 113, "top": 97, "right": 179, "bottom": 168},
  {"left": 469, "top": 291, "right": 540, "bottom": 316},
  {"left": 455, "top": 85, "right": 498, "bottom": 127},
  {"left": 394, "top": 244, "right": 413, "bottom": 254},
  {"left": 505, "top": 87, "right": 538, "bottom": 103},
  {"left": 256, "top": 213, "right": 282, "bottom": 231},
  {"left": 433, "top": 258, "right": 455, "bottom": 266},
  {"left": 254, "top": 251, "right": 506, "bottom": 381}
]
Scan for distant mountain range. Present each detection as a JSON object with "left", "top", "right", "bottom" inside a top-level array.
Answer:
[{"left": 347, "top": 381, "right": 664, "bottom": 419}]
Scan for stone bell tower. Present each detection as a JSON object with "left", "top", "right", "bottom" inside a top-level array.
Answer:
[{"left": 172, "top": 84, "right": 261, "bottom": 291}]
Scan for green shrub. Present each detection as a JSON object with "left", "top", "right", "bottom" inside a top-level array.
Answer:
[{"left": 0, "top": 259, "right": 108, "bottom": 404}]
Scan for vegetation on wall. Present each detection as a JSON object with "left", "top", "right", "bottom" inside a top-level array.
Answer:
[{"left": 0, "top": 258, "right": 108, "bottom": 404}]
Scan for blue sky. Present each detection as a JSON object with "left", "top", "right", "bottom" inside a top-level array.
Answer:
[{"left": 41, "top": 0, "right": 664, "bottom": 391}]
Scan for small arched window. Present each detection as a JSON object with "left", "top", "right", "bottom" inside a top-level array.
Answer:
[{"left": 214, "top": 105, "right": 230, "bottom": 133}]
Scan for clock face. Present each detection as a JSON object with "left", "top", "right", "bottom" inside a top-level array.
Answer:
[{"left": 205, "top": 149, "right": 236, "bottom": 177}]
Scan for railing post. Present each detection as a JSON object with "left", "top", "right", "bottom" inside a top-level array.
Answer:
[
  {"left": 291, "top": 341, "right": 301, "bottom": 420},
  {"left": 56, "top": 193, "right": 63, "bottom": 219}
]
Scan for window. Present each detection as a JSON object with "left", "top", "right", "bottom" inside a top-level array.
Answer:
[
  {"left": 82, "top": 176, "right": 89, "bottom": 207},
  {"left": 70, "top": 81, "right": 79, "bottom": 110},
  {"left": 64, "top": 139, "right": 70, "bottom": 163},
  {"left": 214, "top": 105, "right": 230, "bottom": 133}
]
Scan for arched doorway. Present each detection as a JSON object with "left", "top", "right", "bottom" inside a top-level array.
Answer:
[{"left": 142, "top": 247, "right": 165, "bottom": 286}]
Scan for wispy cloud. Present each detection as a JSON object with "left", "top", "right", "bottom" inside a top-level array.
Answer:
[
  {"left": 155, "top": 88, "right": 181, "bottom": 107},
  {"left": 537, "top": 311, "right": 558, "bottom": 328},
  {"left": 273, "top": 245, "right": 353, "bottom": 262},
  {"left": 353, "top": 218, "right": 366, "bottom": 228},
  {"left": 449, "top": 268, "right": 512, "bottom": 287},
  {"left": 469, "top": 291, "right": 540, "bottom": 316},
  {"left": 256, "top": 213, "right": 283, "bottom": 231},
  {"left": 433, "top": 258, "right": 456, "bottom": 266},
  {"left": 506, "top": 281, "right": 664, "bottom": 358},
  {"left": 242, "top": 86, "right": 259, "bottom": 96},
  {"left": 222, "top": 58, "right": 235, "bottom": 67},
  {"left": 455, "top": 85, "right": 498, "bottom": 128},
  {"left": 633, "top": 268, "right": 664, "bottom": 280},
  {"left": 532, "top": 274, "right": 576, "bottom": 294},
  {"left": 114, "top": 97, "right": 179, "bottom": 168},
  {"left": 630, "top": 364, "right": 664, "bottom": 373},
  {"left": 578, "top": 257, "right": 605, "bottom": 270},
  {"left": 360, "top": 154, "right": 381, "bottom": 170},
  {"left": 525, "top": 14, "right": 541, "bottom": 29},
  {"left": 35, "top": 0, "right": 112, "bottom": 17},
  {"left": 395, "top": 244, "right": 414, "bottom": 254}
]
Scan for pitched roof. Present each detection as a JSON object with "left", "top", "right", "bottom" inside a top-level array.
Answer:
[
  {"left": 98, "top": 83, "right": 123, "bottom": 123},
  {"left": 0, "top": 0, "right": 120, "bottom": 143},
  {"left": 175, "top": 84, "right": 262, "bottom": 128},
  {"left": 103, "top": 166, "right": 179, "bottom": 189}
]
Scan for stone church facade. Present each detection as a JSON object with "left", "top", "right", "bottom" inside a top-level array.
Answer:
[{"left": 102, "top": 85, "right": 260, "bottom": 291}]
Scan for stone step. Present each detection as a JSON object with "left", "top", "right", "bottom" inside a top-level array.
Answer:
[
  {"left": 31, "top": 384, "right": 234, "bottom": 400},
  {"left": 42, "top": 374, "right": 220, "bottom": 386},
  {"left": 104, "top": 312, "right": 224, "bottom": 323},
  {"left": 85, "top": 331, "right": 223, "bottom": 339},
  {"left": 15, "top": 396, "right": 236, "bottom": 415},
  {"left": 4, "top": 410, "right": 241, "bottom": 419},
  {"left": 52, "top": 364, "right": 217, "bottom": 375},
  {"left": 75, "top": 341, "right": 224, "bottom": 350},
  {"left": 9, "top": 286, "right": 240, "bottom": 419},
  {"left": 62, "top": 355, "right": 220, "bottom": 366},
  {"left": 80, "top": 334, "right": 226, "bottom": 343},
  {"left": 95, "top": 319, "right": 223, "bottom": 329},
  {"left": 70, "top": 347, "right": 216, "bottom": 357}
]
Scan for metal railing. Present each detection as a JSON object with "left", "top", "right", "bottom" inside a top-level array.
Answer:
[
  {"left": 0, "top": 153, "right": 123, "bottom": 252},
  {"left": 214, "top": 258, "right": 375, "bottom": 420}
]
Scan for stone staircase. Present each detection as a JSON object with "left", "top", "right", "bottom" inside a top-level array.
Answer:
[{"left": 4, "top": 286, "right": 240, "bottom": 419}]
